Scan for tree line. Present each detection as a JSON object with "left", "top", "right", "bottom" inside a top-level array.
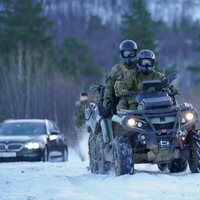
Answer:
[
  {"left": 0, "top": 0, "right": 102, "bottom": 145},
  {"left": 0, "top": 0, "right": 199, "bottom": 145}
]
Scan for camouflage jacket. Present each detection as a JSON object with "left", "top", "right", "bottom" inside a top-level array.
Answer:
[
  {"left": 72, "top": 100, "right": 89, "bottom": 128},
  {"left": 118, "top": 70, "right": 165, "bottom": 95},
  {"left": 103, "top": 62, "right": 135, "bottom": 109}
]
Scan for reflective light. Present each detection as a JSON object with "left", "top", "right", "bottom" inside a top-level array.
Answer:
[
  {"left": 127, "top": 118, "right": 136, "bottom": 127},
  {"left": 137, "top": 122, "right": 143, "bottom": 128},
  {"left": 182, "top": 137, "right": 186, "bottom": 140},
  {"left": 182, "top": 117, "right": 186, "bottom": 123},
  {"left": 25, "top": 142, "right": 40, "bottom": 149},
  {"left": 185, "top": 112, "right": 194, "bottom": 121},
  {"left": 49, "top": 135, "right": 58, "bottom": 141},
  {"left": 140, "top": 135, "right": 145, "bottom": 140}
]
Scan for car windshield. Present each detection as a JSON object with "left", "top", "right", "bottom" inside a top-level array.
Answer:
[{"left": 0, "top": 122, "right": 46, "bottom": 136}]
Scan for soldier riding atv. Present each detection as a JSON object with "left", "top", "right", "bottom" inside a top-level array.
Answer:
[
  {"left": 86, "top": 73, "right": 200, "bottom": 176},
  {"left": 86, "top": 51, "right": 200, "bottom": 176}
]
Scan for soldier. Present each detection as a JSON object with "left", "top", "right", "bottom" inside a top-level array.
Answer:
[
  {"left": 118, "top": 49, "right": 166, "bottom": 109},
  {"left": 102, "top": 39, "right": 138, "bottom": 115},
  {"left": 72, "top": 92, "right": 89, "bottom": 161},
  {"left": 72, "top": 92, "right": 89, "bottom": 128}
]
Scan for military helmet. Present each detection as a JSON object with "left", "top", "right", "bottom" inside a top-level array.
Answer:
[
  {"left": 137, "top": 49, "right": 155, "bottom": 75},
  {"left": 119, "top": 39, "right": 137, "bottom": 67}
]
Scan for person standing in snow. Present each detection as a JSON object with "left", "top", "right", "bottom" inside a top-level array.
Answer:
[
  {"left": 72, "top": 92, "right": 89, "bottom": 161},
  {"left": 73, "top": 92, "right": 89, "bottom": 128}
]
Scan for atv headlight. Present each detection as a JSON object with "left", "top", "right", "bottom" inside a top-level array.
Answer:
[
  {"left": 127, "top": 118, "right": 136, "bottom": 128},
  {"left": 25, "top": 142, "right": 40, "bottom": 149},
  {"left": 185, "top": 112, "right": 194, "bottom": 121},
  {"left": 182, "top": 117, "right": 186, "bottom": 123}
]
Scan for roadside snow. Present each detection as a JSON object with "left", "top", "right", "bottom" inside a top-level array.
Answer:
[{"left": 0, "top": 147, "right": 200, "bottom": 200}]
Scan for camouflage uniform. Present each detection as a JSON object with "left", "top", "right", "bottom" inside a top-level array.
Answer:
[
  {"left": 103, "top": 62, "right": 135, "bottom": 110},
  {"left": 118, "top": 70, "right": 165, "bottom": 109},
  {"left": 72, "top": 100, "right": 89, "bottom": 161},
  {"left": 72, "top": 100, "right": 89, "bottom": 129}
]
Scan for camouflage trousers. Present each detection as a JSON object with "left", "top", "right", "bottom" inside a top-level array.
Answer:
[{"left": 117, "top": 97, "right": 137, "bottom": 110}]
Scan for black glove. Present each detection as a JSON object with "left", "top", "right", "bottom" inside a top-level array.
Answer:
[{"left": 99, "top": 105, "right": 111, "bottom": 118}]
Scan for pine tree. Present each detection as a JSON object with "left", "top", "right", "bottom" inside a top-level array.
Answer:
[
  {"left": 187, "top": 66, "right": 200, "bottom": 88},
  {"left": 186, "top": 20, "right": 200, "bottom": 90},
  {"left": 0, "top": 0, "right": 53, "bottom": 77},
  {"left": 0, "top": 0, "right": 54, "bottom": 118},
  {"left": 86, "top": 15, "right": 104, "bottom": 34},
  {"left": 121, "top": 0, "right": 156, "bottom": 51},
  {"left": 59, "top": 38, "right": 102, "bottom": 87}
]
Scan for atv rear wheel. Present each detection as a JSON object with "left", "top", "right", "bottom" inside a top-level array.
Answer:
[
  {"left": 96, "top": 133, "right": 111, "bottom": 174},
  {"left": 112, "top": 136, "right": 134, "bottom": 176},
  {"left": 88, "top": 133, "right": 98, "bottom": 173},
  {"left": 188, "top": 130, "right": 200, "bottom": 173},
  {"left": 168, "top": 158, "right": 187, "bottom": 173}
]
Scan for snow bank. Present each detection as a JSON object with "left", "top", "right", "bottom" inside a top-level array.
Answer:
[{"left": 0, "top": 153, "right": 200, "bottom": 200}]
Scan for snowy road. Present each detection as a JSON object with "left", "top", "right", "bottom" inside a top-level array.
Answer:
[{"left": 0, "top": 150, "right": 200, "bottom": 200}]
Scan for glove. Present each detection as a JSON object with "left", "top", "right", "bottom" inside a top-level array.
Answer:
[
  {"left": 169, "top": 85, "right": 179, "bottom": 95},
  {"left": 103, "top": 99, "right": 112, "bottom": 110},
  {"left": 99, "top": 105, "right": 111, "bottom": 118},
  {"left": 120, "top": 89, "right": 128, "bottom": 97}
]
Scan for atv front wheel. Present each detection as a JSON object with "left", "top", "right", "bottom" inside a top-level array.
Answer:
[
  {"left": 88, "top": 134, "right": 98, "bottom": 173},
  {"left": 96, "top": 133, "right": 111, "bottom": 174},
  {"left": 188, "top": 130, "right": 200, "bottom": 173},
  {"left": 168, "top": 158, "right": 187, "bottom": 173},
  {"left": 112, "top": 136, "right": 134, "bottom": 176}
]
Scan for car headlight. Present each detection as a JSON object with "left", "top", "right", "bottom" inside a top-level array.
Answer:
[
  {"left": 185, "top": 112, "right": 194, "bottom": 121},
  {"left": 25, "top": 142, "right": 40, "bottom": 149},
  {"left": 126, "top": 118, "right": 136, "bottom": 128}
]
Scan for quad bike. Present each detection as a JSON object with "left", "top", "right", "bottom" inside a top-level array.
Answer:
[{"left": 85, "top": 73, "right": 200, "bottom": 176}]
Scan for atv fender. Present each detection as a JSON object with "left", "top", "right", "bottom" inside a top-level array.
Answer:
[
  {"left": 112, "top": 115, "right": 124, "bottom": 125},
  {"left": 97, "top": 115, "right": 113, "bottom": 143}
]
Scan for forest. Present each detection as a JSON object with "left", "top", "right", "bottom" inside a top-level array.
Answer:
[{"left": 0, "top": 0, "right": 200, "bottom": 145}]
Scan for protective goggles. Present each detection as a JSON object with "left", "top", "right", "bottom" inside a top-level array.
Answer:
[
  {"left": 122, "top": 50, "right": 136, "bottom": 58},
  {"left": 139, "top": 59, "right": 154, "bottom": 67}
]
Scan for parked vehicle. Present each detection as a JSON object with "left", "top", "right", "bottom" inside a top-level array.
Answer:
[
  {"left": 0, "top": 119, "right": 68, "bottom": 161},
  {"left": 86, "top": 73, "right": 200, "bottom": 176}
]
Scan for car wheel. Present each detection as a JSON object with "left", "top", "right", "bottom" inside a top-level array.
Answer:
[
  {"left": 42, "top": 146, "right": 49, "bottom": 162},
  {"left": 62, "top": 147, "right": 68, "bottom": 162}
]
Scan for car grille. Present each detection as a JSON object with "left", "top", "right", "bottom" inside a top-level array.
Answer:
[
  {"left": 0, "top": 143, "right": 23, "bottom": 152},
  {"left": 7, "top": 143, "right": 23, "bottom": 151},
  {"left": 153, "top": 122, "right": 174, "bottom": 130},
  {"left": 0, "top": 144, "right": 6, "bottom": 151}
]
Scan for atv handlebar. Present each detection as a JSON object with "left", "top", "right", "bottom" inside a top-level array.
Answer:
[
  {"left": 128, "top": 90, "right": 138, "bottom": 96},
  {"left": 161, "top": 72, "right": 177, "bottom": 88}
]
